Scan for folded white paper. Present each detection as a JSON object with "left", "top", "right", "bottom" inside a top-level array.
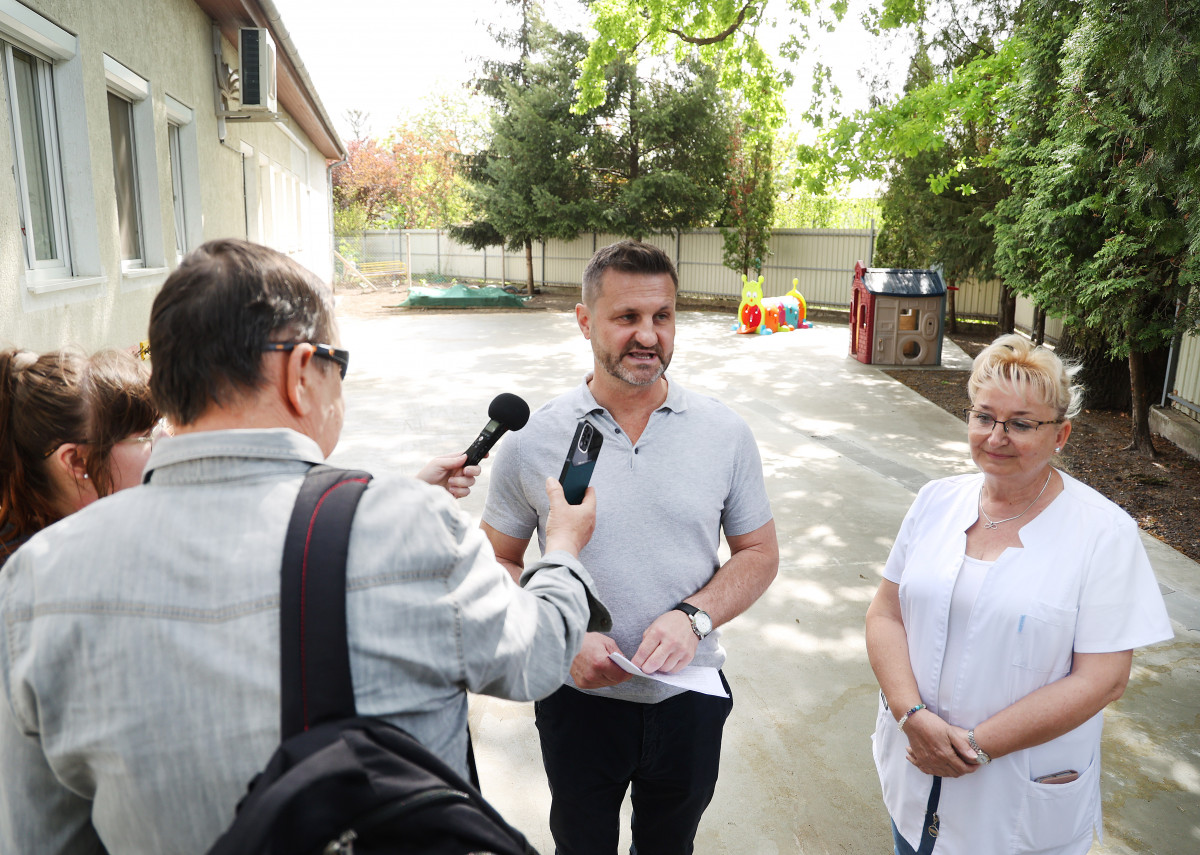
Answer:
[{"left": 608, "top": 652, "right": 729, "bottom": 698}]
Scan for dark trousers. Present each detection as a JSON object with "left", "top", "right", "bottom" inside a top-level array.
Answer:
[{"left": 534, "top": 679, "right": 733, "bottom": 855}]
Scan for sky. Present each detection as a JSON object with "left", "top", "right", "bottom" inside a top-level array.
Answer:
[{"left": 274, "top": 0, "right": 909, "bottom": 152}]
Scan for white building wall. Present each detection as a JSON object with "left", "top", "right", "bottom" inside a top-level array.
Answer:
[{"left": 1, "top": 0, "right": 337, "bottom": 354}]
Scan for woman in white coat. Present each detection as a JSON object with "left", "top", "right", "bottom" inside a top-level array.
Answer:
[{"left": 865, "top": 334, "right": 1172, "bottom": 855}]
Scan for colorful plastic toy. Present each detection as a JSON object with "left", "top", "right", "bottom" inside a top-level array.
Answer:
[
  {"left": 733, "top": 275, "right": 766, "bottom": 334},
  {"left": 731, "top": 276, "right": 813, "bottom": 335}
]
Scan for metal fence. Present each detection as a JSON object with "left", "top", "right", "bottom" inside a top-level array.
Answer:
[
  {"left": 336, "top": 228, "right": 880, "bottom": 305},
  {"left": 335, "top": 227, "right": 1198, "bottom": 424}
]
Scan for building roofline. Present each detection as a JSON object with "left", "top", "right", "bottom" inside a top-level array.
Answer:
[{"left": 194, "top": 0, "right": 346, "bottom": 162}]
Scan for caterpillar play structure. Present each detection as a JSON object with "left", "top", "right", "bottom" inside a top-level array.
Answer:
[{"left": 732, "top": 275, "right": 813, "bottom": 335}]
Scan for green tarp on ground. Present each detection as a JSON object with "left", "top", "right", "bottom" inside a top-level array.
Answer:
[{"left": 399, "top": 284, "right": 528, "bottom": 309}]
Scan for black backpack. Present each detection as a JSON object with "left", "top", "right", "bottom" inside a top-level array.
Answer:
[{"left": 206, "top": 466, "right": 538, "bottom": 855}]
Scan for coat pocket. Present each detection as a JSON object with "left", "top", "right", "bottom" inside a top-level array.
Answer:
[
  {"left": 1010, "top": 601, "right": 1076, "bottom": 676},
  {"left": 1010, "top": 751, "right": 1099, "bottom": 852}
]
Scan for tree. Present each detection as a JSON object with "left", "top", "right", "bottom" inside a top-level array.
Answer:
[
  {"left": 574, "top": 1, "right": 806, "bottom": 130},
  {"left": 454, "top": 16, "right": 605, "bottom": 293},
  {"left": 991, "top": 0, "right": 1200, "bottom": 454},
  {"left": 385, "top": 124, "right": 467, "bottom": 229},
  {"left": 458, "top": 8, "right": 737, "bottom": 288},
  {"left": 332, "top": 138, "right": 401, "bottom": 227},
  {"left": 802, "top": 0, "right": 1199, "bottom": 453},
  {"left": 719, "top": 122, "right": 775, "bottom": 277},
  {"left": 871, "top": 39, "right": 1010, "bottom": 333},
  {"left": 585, "top": 54, "right": 734, "bottom": 239},
  {"left": 331, "top": 108, "right": 472, "bottom": 233}
]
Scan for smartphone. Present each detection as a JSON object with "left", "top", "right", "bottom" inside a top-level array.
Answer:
[
  {"left": 1034, "top": 770, "right": 1079, "bottom": 785},
  {"left": 558, "top": 420, "right": 603, "bottom": 505}
]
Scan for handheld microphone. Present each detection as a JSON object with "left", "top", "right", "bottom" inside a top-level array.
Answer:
[{"left": 464, "top": 393, "right": 531, "bottom": 466}]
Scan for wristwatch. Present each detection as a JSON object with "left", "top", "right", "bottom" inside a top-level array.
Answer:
[
  {"left": 673, "top": 602, "right": 713, "bottom": 640},
  {"left": 967, "top": 729, "right": 991, "bottom": 765}
]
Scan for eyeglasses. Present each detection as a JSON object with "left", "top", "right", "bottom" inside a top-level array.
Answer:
[
  {"left": 963, "top": 408, "right": 1062, "bottom": 435},
  {"left": 118, "top": 420, "right": 170, "bottom": 451},
  {"left": 261, "top": 342, "right": 350, "bottom": 380},
  {"left": 42, "top": 439, "right": 85, "bottom": 458}
]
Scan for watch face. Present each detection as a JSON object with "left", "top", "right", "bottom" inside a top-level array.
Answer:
[{"left": 694, "top": 611, "right": 713, "bottom": 636}]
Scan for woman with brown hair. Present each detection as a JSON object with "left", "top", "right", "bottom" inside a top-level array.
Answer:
[{"left": 0, "top": 348, "right": 159, "bottom": 566}]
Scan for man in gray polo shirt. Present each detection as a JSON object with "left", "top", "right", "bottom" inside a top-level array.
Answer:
[{"left": 482, "top": 239, "right": 779, "bottom": 855}]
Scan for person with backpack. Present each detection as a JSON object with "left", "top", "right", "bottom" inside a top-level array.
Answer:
[{"left": 0, "top": 239, "right": 609, "bottom": 854}]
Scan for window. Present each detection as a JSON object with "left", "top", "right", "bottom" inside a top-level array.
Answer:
[
  {"left": 103, "top": 54, "right": 164, "bottom": 277},
  {"left": 164, "top": 94, "right": 199, "bottom": 259},
  {"left": 3, "top": 41, "right": 70, "bottom": 277},
  {"left": 107, "top": 91, "right": 143, "bottom": 267},
  {"left": 167, "top": 122, "right": 185, "bottom": 256},
  {"left": 2, "top": 2, "right": 103, "bottom": 297}
]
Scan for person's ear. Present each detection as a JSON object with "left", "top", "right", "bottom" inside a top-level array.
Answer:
[
  {"left": 282, "top": 343, "right": 317, "bottom": 415},
  {"left": 50, "top": 443, "right": 98, "bottom": 510},
  {"left": 576, "top": 303, "right": 592, "bottom": 340},
  {"left": 1055, "top": 419, "right": 1072, "bottom": 451}
]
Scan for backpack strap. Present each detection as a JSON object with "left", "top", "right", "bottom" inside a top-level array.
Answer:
[{"left": 280, "top": 465, "right": 372, "bottom": 740}]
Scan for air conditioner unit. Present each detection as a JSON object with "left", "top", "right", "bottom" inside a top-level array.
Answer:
[{"left": 238, "top": 27, "right": 277, "bottom": 112}]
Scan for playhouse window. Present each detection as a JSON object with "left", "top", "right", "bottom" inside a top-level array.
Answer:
[{"left": 899, "top": 308, "right": 919, "bottom": 331}]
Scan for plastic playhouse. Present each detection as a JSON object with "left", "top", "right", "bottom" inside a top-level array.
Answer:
[
  {"left": 732, "top": 276, "right": 814, "bottom": 335},
  {"left": 849, "top": 262, "right": 946, "bottom": 365}
]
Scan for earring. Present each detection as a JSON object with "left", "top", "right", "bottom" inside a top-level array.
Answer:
[
  {"left": 82, "top": 473, "right": 89, "bottom": 479},
  {"left": 1054, "top": 447, "right": 1061, "bottom": 453}
]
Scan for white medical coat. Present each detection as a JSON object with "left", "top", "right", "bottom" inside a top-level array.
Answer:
[{"left": 873, "top": 470, "right": 1173, "bottom": 854}]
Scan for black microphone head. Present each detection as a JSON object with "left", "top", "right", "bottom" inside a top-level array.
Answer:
[{"left": 488, "top": 393, "right": 530, "bottom": 432}]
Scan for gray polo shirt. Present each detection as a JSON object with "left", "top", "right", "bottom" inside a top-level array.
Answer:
[{"left": 484, "top": 375, "right": 773, "bottom": 703}]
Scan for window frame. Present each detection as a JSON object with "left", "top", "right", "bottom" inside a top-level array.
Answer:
[
  {"left": 106, "top": 88, "right": 144, "bottom": 269},
  {"left": 167, "top": 121, "right": 185, "bottom": 257},
  {"left": 3, "top": 40, "right": 71, "bottom": 280}
]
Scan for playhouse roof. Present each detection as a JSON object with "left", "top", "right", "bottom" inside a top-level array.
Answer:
[{"left": 860, "top": 268, "right": 946, "bottom": 297}]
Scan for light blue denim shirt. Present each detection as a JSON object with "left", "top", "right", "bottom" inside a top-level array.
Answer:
[{"left": 0, "top": 428, "right": 607, "bottom": 855}]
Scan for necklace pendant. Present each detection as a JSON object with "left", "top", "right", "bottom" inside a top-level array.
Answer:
[{"left": 984, "top": 520, "right": 999, "bottom": 530}]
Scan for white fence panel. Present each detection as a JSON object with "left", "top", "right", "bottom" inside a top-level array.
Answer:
[
  {"left": 352, "top": 228, "right": 877, "bottom": 305},
  {"left": 1170, "top": 329, "right": 1200, "bottom": 421},
  {"left": 952, "top": 277, "right": 1003, "bottom": 319}
]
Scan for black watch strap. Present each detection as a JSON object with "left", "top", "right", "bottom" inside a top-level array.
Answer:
[{"left": 673, "top": 602, "right": 699, "bottom": 618}]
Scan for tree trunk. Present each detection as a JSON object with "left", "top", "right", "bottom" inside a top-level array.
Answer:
[
  {"left": 1032, "top": 307, "right": 1046, "bottom": 345},
  {"left": 1056, "top": 327, "right": 1131, "bottom": 410},
  {"left": 946, "top": 282, "right": 958, "bottom": 334},
  {"left": 524, "top": 239, "right": 534, "bottom": 297},
  {"left": 1125, "top": 349, "right": 1159, "bottom": 456},
  {"left": 997, "top": 282, "right": 1017, "bottom": 334}
]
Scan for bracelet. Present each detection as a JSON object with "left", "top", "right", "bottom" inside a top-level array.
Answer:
[{"left": 897, "top": 703, "right": 926, "bottom": 731}]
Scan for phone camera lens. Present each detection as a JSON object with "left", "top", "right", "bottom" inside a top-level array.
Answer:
[{"left": 579, "top": 424, "right": 592, "bottom": 451}]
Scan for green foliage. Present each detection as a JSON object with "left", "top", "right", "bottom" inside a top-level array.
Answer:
[
  {"left": 458, "top": 9, "right": 738, "bottom": 251},
  {"left": 333, "top": 202, "right": 369, "bottom": 240},
  {"left": 587, "top": 56, "right": 735, "bottom": 237},
  {"left": 575, "top": 1, "right": 804, "bottom": 130},
  {"left": 991, "top": 0, "right": 1200, "bottom": 360},
  {"left": 453, "top": 19, "right": 603, "bottom": 252},
  {"left": 773, "top": 193, "right": 880, "bottom": 230},
  {"left": 719, "top": 126, "right": 775, "bottom": 275},
  {"left": 331, "top": 102, "right": 473, "bottom": 232},
  {"left": 795, "top": 39, "right": 1019, "bottom": 194}
]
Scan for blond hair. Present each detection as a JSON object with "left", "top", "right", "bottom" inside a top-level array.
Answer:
[{"left": 968, "top": 334, "right": 1083, "bottom": 420}]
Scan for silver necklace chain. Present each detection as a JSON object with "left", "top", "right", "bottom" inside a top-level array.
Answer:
[{"left": 979, "top": 470, "right": 1053, "bottom": 530}]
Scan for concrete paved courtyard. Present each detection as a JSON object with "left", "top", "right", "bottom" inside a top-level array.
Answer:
[{"left": 329, "top": 307, "right": 1199, "bottom": 855}]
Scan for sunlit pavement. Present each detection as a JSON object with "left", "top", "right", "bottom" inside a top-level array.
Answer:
[{"left": 330, "top": 309, "right": 1200, "bottom": 855}]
